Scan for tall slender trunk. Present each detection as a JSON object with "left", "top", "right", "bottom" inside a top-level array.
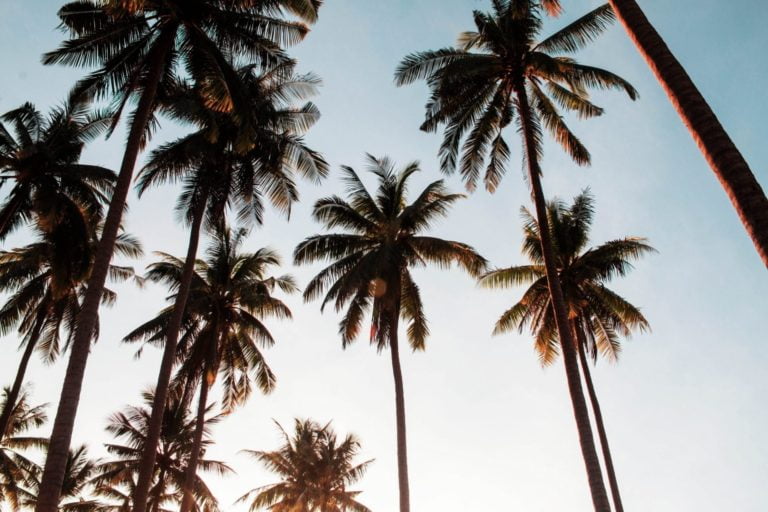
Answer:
[
  {"left": 574, "top": 324, "right": 624, "bottom": 512},
  {"left": 0, "top": 314, "right": 45, "bottom": 439},
  {"left": 34, "top": 29, "right": 176, "bottom": 512},
  {"left": 179, "top": 379, "right": 209, "bottom": 512},
  {"left": 608, "top": 0, "right": 768, "bottom": 268},
  {"left": 388, "top": 290, "right": 410, "bottom": 512},
  {"left": 514, "top": 83, "right": 611, "bottom": 512},
  {"left": 132, "top": 196, "right": 207, "bottom": 512}
]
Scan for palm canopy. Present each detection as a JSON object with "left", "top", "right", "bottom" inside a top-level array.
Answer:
[
  {"left": 479, "top": 190, "right": 654, "bottom": 364},
  {"left": 395, "top": 0, "right": 637, "bottom": 192},
  {"left": 44, "top": 0, "right": 324, "bottom": 140},
  {"left": 23, "top": 445, "right": 104, "bottom": 511},
  {"left": 91, "top": 390, "right": 231, "bottom": 512},
  {"left": 136, "top": 60, "right": 327, "bottom": 229},
  {"left": 295, "top": 155, "right": 487, "bottom": 351},
  {"left": 238, "top": 419, "right": 373, "bottom": 512},
  {"left": 0, "top": 100, "right": 114, "bottom": 241},
  {"left": 124, "top": 227, "right": 296, "bottom": 412}
]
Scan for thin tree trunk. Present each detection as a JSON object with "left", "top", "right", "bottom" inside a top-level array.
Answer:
[
  {"left": 388, "top": 291, "right": 410, "bottom": 512},
  {"left": 0, "top": 314, "right": 45, "bottom": 439},
  {"left": 608, "top": 0, "right": 768, "bottom": 268},
  {"left": 179, "top": 379, "right": 209, "bottom": 512},
  {"left": 574, "top": 324, "right": 624, "bottom": 512},
  {"left": 132, "top": 196, "right": 207, "bottom": 512},
  {"left": 34, "top": 29, "right": 176, "bottom": 512},
  {"left": 515, "top": 83, "right": 611, "bottom": 512}
]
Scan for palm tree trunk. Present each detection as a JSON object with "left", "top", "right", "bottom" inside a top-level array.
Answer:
[
  {"left": 0, "top": 314, "right": 45, "bottom": 439},
  {"left": 388, "top": 293, "right": 410, "bottom": 512},
  {"left": 132, "top": 196, "right": 207, "bottom": 512},
  {"left": 150, "top": 467, "right": 166, "bottom": 512},
  {"left": 608, "top": 0, "right": 768, "bottom": 268},
  {"left": 179, "top": 379, "right": 210, "bottom": 512},
  {"left": 574, "top": 325, "right": 624, "bottom": 512},
  {"left": 34, "top": 29, "right": 176, "bottom": 512},
  {"left": 514, "top": 82, "right": 611, "bottom": 512}
]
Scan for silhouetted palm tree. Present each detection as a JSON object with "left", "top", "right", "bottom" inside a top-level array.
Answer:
[
  {"left": 479, "top": 190, "right": 654, "bottom": 512},
  {"left": 395, "top": 2, "right": 636, "bottom": 509},
  {"left": 39, "top": 1, "right": 321, "bottom": 506},
  {"left": 125, "top": 227, "right": 295, "bottom": 512},
  {"left": 294, "top": 156, "right": 487, "bottom": 512},
  {"left": 25, "top": 445, "right": 104, "bottom": 511},
  {"left": 238, "top": 419, "right": 372, "bottom": 512}
]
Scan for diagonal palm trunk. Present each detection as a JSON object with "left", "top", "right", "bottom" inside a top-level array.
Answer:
[
  {"left": 574, "top": 324, "right": 624, "bottom": 512},
  {"left": 179, "top": 377, "right": 210, "bottom": 512},
  {"left": 515, "top": 83, "right": 611, "bottom": 512},
  {"left": 608, "top": 0, "right": 768, "bottom": 268},
  {"left": 0, "top": 312, "right": 45, "bottom": 440},
  {"left": 388, "top": 293, "right": 410, "bottom": 512},
  {"left": 34, "top": 29, "right": 177, "bottom": 512},
  {"left": 132, "top": 196, "right": 207, "bottom": 512}
]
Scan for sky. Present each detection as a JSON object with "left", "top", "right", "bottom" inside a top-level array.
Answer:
[{"left": 1, "top": 1, "right": 767, "bottom": 511}]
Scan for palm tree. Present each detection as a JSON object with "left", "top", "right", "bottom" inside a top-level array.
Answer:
[
  {"left": 0, "top": 100, "right": 114, "bottom": 242},
  {"left": 479, "top": 190, "right": 654, "bottom": 512},
  {"left": 0, "top": 388, "right": 47, "bottom": 511},
  {"left": 395, "top": 2, "right": 636, "bottom": 509},
  {"left": 24, "top": 445, "right": 104, "bottom": 511},
  {"left": 38, "top": 1, "right": 322, "bottom": 506},
  {"left": 565, "top": 0, "right": 767, "bottom": 267},
  {"left": 294, "top": 156, "right": 487, "bottom": 512},
  {"left": 238, "top": 419, "right": 373, "bottom": 512},
  {"left": 130, "top": 60, "right": 326, "bottom": 509},
  {"left": 124, "top": 227, "right": 295, "bottom": 512},
  {"left": 0, "top": 220, "right": 142, "bottom": 442},
  {"left": 91, "top": 391, "right": 231, "bottom": 512}
]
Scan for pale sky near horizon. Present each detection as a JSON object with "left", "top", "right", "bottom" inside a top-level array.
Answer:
[{"left": 1, "top": 1, "right": 767, "bottom": 511}]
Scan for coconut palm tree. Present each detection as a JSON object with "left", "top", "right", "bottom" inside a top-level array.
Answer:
[
  {"left": 39, "top": 1, "right": 321, "bottom": 506},
  {"left": 294, "top": 156, "right": 487, "bottom": 512},
  {"left": 238, "top": 419, "right": 373, "bottom": 512},
  {"left": 556, "top": 0, "right": 767, "bottom": 267},
  {"left": 0, "top": 100, "right": 114, "bottom": 242},
  {"left": 479, "top": 190, "right": 654, "bottom": 512},
  {"left": 0, "top": 388, "right": 47, "bottom": 511},
  {"left": 24, "top": 445, "right": 104, "bottom": 511},
  {"left": 395, "top": 2, "right": 636, "bottom": 509},
  {"left": 130, "top": 60, "right": 326, "bottom": 508},
  {"left": 124, "top": 227, "right": 295, "bottom": 512},
  {"left": 0, "top": 220, "right": 141, "bottom": 443},
  {"left": 91, "top": 390, "right": 231, "bottom": 512}
]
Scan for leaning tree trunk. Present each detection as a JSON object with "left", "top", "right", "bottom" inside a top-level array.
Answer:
[
  {"left": 388, "top": 290, "right": 410, "bottom": 512},
  {"left": 34, "top": 30, "right": 176, "bottom": 512},
  {"left": 515, "top": 83, "right": 611, "bottom": 512},
  {"left": 179, "top": 378, "right": 210, "bottom": 512},
  {"left": 608, "top": 0, "right": 768, "bottom": 268},
  {"left": 574, "top": 322, "right": 624, "bottom": 512},
  {"left": 0, "top": 314, "right": 45, "bottom": 439},
  {"left": 132, "top": 196, "right": 207, "bottom": 512}
]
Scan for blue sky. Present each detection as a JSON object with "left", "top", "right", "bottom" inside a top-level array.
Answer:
[{"left": 1, "top": 1, "right": 767, "bottom": 510}]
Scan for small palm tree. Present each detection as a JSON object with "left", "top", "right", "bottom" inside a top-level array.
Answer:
[
  {"left": 395, "top": 3, "right": 636, "bottom": 509},
  {"left": 91, "top": 391, "right": 231, "bottom": 512},
  {"left": 39, "top": 2, "right": 322, "bottom": 506},
  {"left": 294, "top": 155, "right": 487, "bottom": 512},
  {"left": 24, "top": 445, "right": 104, "bottom": 511},
  {"left": 238, "top": 419, "right": 372, "bottom": 512},
  {"left": 125, "top": 227, "right": 295, "bottom": 512},
  {"left": 0, "top": 100, "right": 114, "bottom": 241},
  {"left": 0, "top": 388, "right": 47, "bottom": 511},
  {"left": 479, "top": 190, "right": 654, "bottom": 512}
]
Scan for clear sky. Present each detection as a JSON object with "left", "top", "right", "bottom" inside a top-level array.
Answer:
[{"left": 1, "top": 1, "right": 767, "bottom": 511}]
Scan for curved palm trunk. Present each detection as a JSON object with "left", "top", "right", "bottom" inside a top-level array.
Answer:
[
  {"left": 179, "top": 379, "right": 210, "bottom": 512},
  {"left": 132, "top": 196, "right": 207, "bottom": 512},
  {"left": 0, "top": 315, "right": 45, "bottom": 439},
  {"left": 515, "top": 83, "right": 611, "bottom": 512},
  {"left": 388, "top": 300, "right": 410, "bottom": 512},
  {"left": 608, "top": 0, "right": 768, "bottom": 268},
  {"left": 574, "top": 325, "right": 624, "bottom": 512},
  {"left": 34, "top": 30, "right": 176, "bottom": 512}
]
